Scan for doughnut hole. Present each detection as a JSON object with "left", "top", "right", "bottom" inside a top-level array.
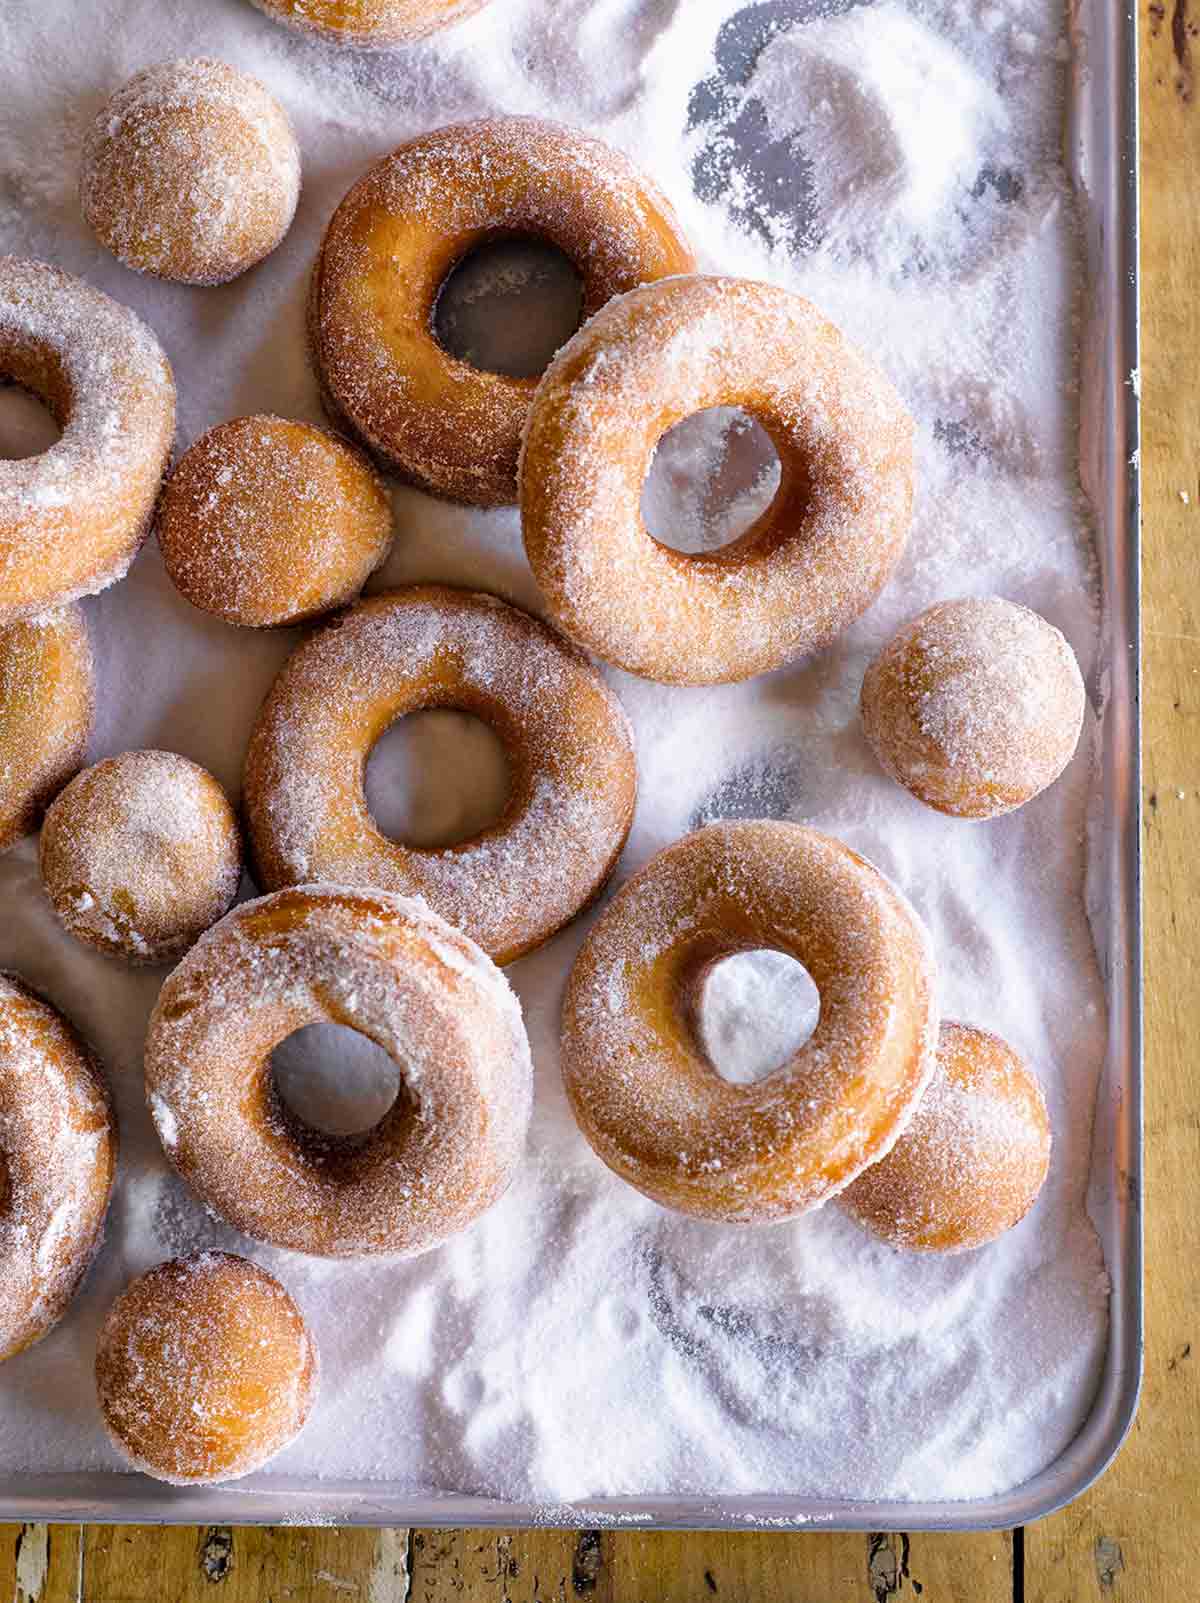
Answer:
[
  {"left": 271, "top": 1023, "right": 405, "bottom": 1141},
  {"left": 691, "top": 948, "right": 821, "bottom": 1084},
  {"left": 842, "top": 1022, "right": 1052, "bottom": 1253},
  {"left": 433, "top": 237, "right": 585, "bottom": 380},
  {"left": 0, "top": 385, "right": 61, "bottom": 460},
  {"left": 95, "top": 1252, "right": 318, "bottom": 1485},
  {"left": 364, "top": 708, "right": 513, "bottom": 849},
  {"left": 641, "top": 407, "right": 782, "bottom": 554}
]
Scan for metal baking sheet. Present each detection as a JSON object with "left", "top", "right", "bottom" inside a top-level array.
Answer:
[{"left": 0, "top": 0, "right": 1140, "bottom": 1530}]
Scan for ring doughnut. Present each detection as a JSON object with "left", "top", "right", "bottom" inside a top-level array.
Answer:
[
  {"left": 1, "top": 973, "right": 118, "bottom": 1362},
  {"left": 561, "top": 821, "right": 938, "bottom": 1222},
  {"left": 842, "top": 1022, "right": 1052, "bottom": 1252},
  {"left": 0, "top": 605, "right": 94, "bottom": 854},
  {"left": 80, "top": 59, "right": 300, "bottom": 287},
  {"left": 243, "top": 586, "right": 637, "bottom": 965},
  {"left": 144, "top": 884, "right": 533, "bottom": 1257},
  {"left": 521, "top": 274, "right": 915, "bottom": 684},
  {"left": 156, "top": 416, "right": 393, "bottom": 628},
  {"left": 39, "top": 750, "right": 243, "bottom": 965},
  {"left": 96, "top": 1251, "right": 317, "bottom": 1484},
  {"left": 860, "top": 596, "right": 1086, "bottom": 818},
  {"left": 248, "top": 0, "right": 493, "bottom": 44},
  {"left": 309, "top": 117, "right": 694, "bottom": 505},
  {"left": 0, "top": 258, "right": 175, "bottom": 620}
]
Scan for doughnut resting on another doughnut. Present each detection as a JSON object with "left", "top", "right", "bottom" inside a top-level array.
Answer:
[
  {"left": 561, "top": 821, "right": 938, "bottom": 1222},
  {"left": 248, "top": 0, "right": 493, "bottom": 44},
  {"left": 860, "top": 596, "right": 1086, "bottom": 818},
  {"left": 95, "top": 1252, "right": 317, "bottom": 1484},
  {"left": 842, "top": 1022, "right": 1052, "bottom": 1252}
]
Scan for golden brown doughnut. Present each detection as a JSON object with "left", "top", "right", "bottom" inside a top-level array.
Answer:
[
  {"left": 309, "top": 117, "right": 695, "bottom": 505},
  {"left": 860, "top": 597, "right": 1086, "bottom": 819},
  {"left": 842, "top": 1022, "right": 1052, "bottom": 1252},
  {"left": 80, "top": 59, "right": 300, "bottom": 287},
  {"left": 144, "top": 884, "right": 533, "bottom": 1257},
  {"left": 243, "top": 586, "right": 637, "bottom": 965},
  {"left": 248, "top": 0, "right": 493, "bottom": 44},
  {"left": 0, "top": 974, "right": 117, "bottom": 1362},
  {"left": 96, "top": 1252, "right": 318, "bottom": 1483},
  {"left": 156, "top": 416, "right": 393, "bottom": 628},
  {"left": 561, "top": 821, "right": 939, "bottom": 1222},
  {"left": 0, "top": 258, "right": 175, "bottom": 620},
  {"left": 39, "top": 751, "right": 243, "bottom": 965},
  {"left": 0, "top": 605, "right": 94, "bottom": 854},
  {"left": 522, "top": 275, "right": 916, "bottom": 684}
]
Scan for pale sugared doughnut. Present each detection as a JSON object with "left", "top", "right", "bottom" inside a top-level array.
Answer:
[
  {"left": 1, "top": 973, "right": 117, "bottom": 1362},
  {"left": 309, "top": 117, "right": 695, "bottom": 505},
  {"left": 96, "top": 1252, "right": 317, "bottom": 1484},
  {"left": 80, "top": 60, "right": 300, "bottom": 287},
  {"left": 0, "top": 258, "right": 175, "bottom": 620},
  {"left": 521, "top": 274, "right": 915, "bottom": 685},
  {"left": 842, "top": 1022, "right": 1052, "bottom": 1253},
  {"left": 860, "top": 597, "right": 1086, "bottom": 819},
  {"left": 0, "top": 605, "right": 94, "bottom": 854},
  {"left": 156, "top": 416, "right": 393, "bottom": 628},
  {"left": 39, "top": 751, "right": 243, "bottom": 965},
  {"left": 248, "top": 0, "right": 493, "bottom": 44},
  {"left": 243, "top": 586, "right": 637, "bottom": 965},
  {"left": 144, "top": 885, "right": 532, "bottom": 1257},
  {"left": 562, "top": 821, "right": 939, "bottom": 1222}
]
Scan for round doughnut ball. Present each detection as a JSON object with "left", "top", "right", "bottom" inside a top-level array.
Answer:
[
  {"left": 0, "top": 605, "right": 94, "bottom": 854},
  {"left": 96, "top": 1252, "right": 318, "bottom": 1484},
  {"left": 247, "top": 0, "right": 493, "bottom": 46},
  {"left": 843, "top": 1022, "right": 1052, "bottom": 1253},
  {"left": 157, "top": 417, "right": 393, "bottom": 628},
  {"left": 860, "top": 597, "right": 1086, "bottom": 818},
  {"left": 80, "top": 60, "right": 300, "bottom": 287},
  {"left": 40, "top": 751, "right": 242, "bottom": 964},
  {"left": 1, "top": 974, "right": 117, "bottom": 1363}
]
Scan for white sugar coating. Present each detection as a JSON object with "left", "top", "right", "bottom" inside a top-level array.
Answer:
[
  {"left": 0, "top": 0, "right": 1109, "bottom": 1507},
  {"left": 80, "top": 58, "right": 301, "bottom": 286}
]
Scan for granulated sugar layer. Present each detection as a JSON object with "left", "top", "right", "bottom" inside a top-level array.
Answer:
[{"left": 0, "top": 0, "right": 1108, "bottom": 1503}]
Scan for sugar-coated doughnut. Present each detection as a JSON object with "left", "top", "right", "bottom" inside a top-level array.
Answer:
[
  {"left": 243, "top": 586, "right": 637, "bottom": 965},
  {"left": 144, "top": 885, "right": 533, "bottom": 1257},
  {"left": 562, "top": 821, "right": 938, "bottom": 1222},
  {"left": 157, "top": 416, "right": 393, "bottom": 627},
  {"left": 81, "top": 60, "right": 300, "bottom": 287},
  {"left": 860, "top": 597, "right": 1086, "bottom": 818},
  {"left": 96, "top": 1252, "right": 317, "bottom": 1483},
  {"left": 0, "top": 258, "right": 175, "bottom": 620},
  {"left": 309, "top": 117, "right": 695, "bottom": 505},
  {"left": 521, "top": 274, "right": 915, "bottom": 685},
  {"left": 0, "top": 605, "right": 94, "bottom": 854},
  {"left": 842, "top": 1022, "right": 1052, "bottom": 1252},
  {"left": 0, "top": 974, "right": 117, "bottom": 1362},
  {"left": 39, "top": 751, "right": 243, "bottom": 965},
  {"left": 248, "top": 0, "right": 493, "bottom": 44}
]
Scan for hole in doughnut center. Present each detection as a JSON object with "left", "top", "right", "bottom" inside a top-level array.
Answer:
[
  {"left": 0, "top": 385, "right": 62, "bottom": 460},
  {"left": 365, "top": 708, "right": 512, "bottom": 850},
  {"left": 433, "top": 238, "right": 584, "bottom": 379},
  {"left": 642, "top": 407, "right": 782, "bottom": 554},
  {"left": 271, "top": 1023, "right": 403, "bottom": 1138},
  {"left": 695, "top": 950, "right": 820, "bottom": 1085}
]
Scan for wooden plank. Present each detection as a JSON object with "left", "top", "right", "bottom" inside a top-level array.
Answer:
[
  {"left": 79, "top": 1525, "right": 407, "bottom": 1603},
  {"left": 408, "top": 1526, "right": 1012, "bottom": 1601},
  {"left": 0, "top": 1526, "right": 82, "bottom": 1603},
  {"left": 1022, "top": 2, "right": 1199, "bottom": 1597}
]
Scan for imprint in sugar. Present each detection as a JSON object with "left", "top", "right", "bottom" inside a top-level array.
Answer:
[{"left": 0, "top": 0, "right": 1108, "bottom": 1503}]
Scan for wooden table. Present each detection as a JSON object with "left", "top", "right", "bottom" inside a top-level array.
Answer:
[{"left": 3, "top": 8, "right": 1193, "bottom": 1597}]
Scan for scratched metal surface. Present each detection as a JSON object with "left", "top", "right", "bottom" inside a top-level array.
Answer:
[{"left": 0, "top": 0, "right": 1140, "bottom": 1530}]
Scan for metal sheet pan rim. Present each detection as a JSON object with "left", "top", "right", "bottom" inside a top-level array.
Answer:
[{"left": 0, "top": 0, "right": 1142, "bottom": 1531}]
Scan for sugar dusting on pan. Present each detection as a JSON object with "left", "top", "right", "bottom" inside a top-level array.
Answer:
[{"left": 0, "top": 0, "right": 1108, "bottom": 1502}]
